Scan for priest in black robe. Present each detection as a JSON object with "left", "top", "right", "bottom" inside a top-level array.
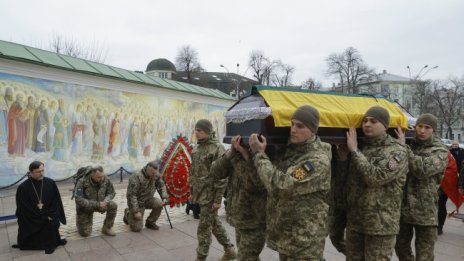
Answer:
[{"left": 13, "top": 161, "right": 67, "bottom": 254}]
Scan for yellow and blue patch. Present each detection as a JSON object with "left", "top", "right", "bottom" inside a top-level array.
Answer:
[{"left": 293, "top": 161, "right": 314, "bottom": 180}]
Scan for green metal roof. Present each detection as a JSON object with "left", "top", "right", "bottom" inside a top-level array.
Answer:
[{"left": 0, "top": 40, "right": 233, "bottom": 101}]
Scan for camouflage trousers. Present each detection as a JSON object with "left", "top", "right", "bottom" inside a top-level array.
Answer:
[
  {"left": 328, "top": 208, "right": 347, "bottom": 255},
  {"left": 235, "top": 227, "right": 266, "bottom": 261},
  {"left": 278, "top": 253, "right": 324, "bottom": 261},
  {"left": 76, "top": 200, "right": 118, "bottom": 237},
  {"left": 126, "top": 197, "right": 163, "bottom": 232},
  {"left": 395, "top": 222, "right": 437, "bottom": 261},
  {"left": 346, "top": 229, "right": 396, "bottom": 261},
  {"left": 196, "top": 204, "right": 233, "bottom": 258}
]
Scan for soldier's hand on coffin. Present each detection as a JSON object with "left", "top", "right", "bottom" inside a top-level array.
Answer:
[
  {"left": 227, "top": 136, "right": 240, "bottom": 159},
  {"left": 394, "top": 126, "right": 406, "bottom": 145},
  {"left": 249, "top": 133, "right": 266, "bottom": 153},
  {"left": 337, "top": 144, "right": 349, "bottom": 161},
  {"left": 459, "top": 188, "right": 464, "bottom": 195},
  {"left": 134, "top": 212, "right": 142, "bottom": 220},
  {"left": 346, "top": 127, "right": 358, "bottom": 152},
  {"left": 233, "top": 136, "right": 250, "bottom": 160}
]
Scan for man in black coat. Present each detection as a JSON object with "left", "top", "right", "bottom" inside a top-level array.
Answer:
[{"left": 13, "top": 161, "right": 67, "bottom": 254}]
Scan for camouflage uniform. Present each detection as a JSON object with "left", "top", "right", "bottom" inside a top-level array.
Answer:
[
  {"left": 395, "top": 135, "right": 447, "bottom": 261},
  {"left": 328, "top": 156, "right": 349, "bottom": 255},
  {"left": 253, "top": 136, "right": 331, "bottom": 260},
  {"left": 125, "top": 168, "right": 168, "bottom": 232},
  {"left": 189, "top": 136, "right": 233, "bottom": 259},
  {"left": 74, "top": 175, "right": 117, "bottom": 237},
  {"left": 212, "top": 152, "right": 267, "bottom": 261},
  {"left": 344, "top": 133, "right": 408, "bottom": 260}
]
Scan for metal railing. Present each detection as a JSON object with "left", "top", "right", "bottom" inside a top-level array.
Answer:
[{"left": 0, "top": 166, "right": 134, "bottom": 190}]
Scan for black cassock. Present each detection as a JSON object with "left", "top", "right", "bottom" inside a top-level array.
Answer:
[{"left": 14, "top": 177, "right": 66, "bottom": 253}]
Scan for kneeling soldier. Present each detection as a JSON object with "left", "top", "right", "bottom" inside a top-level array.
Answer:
[
  {"left": 74, "top": 166, "right": 117, "bottom": 237},
  {"left": 124, "top": 161, "right": 168, "bottom": 232}
]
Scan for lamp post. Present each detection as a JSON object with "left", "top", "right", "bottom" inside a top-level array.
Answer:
[
  {"left": 406, "top": 65, "right": 438, "bottom": 116},
  {"left": 220, "top": 64, "right": 250, "bottom": 100},
  {"left": 419, "top": 65, "right": 438, "bottom": 79}
]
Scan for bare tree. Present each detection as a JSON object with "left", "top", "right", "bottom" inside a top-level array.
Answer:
[
  {"left": 48, "top": 34, "right": 108, "bottom": 63},
  {"left": 175, "top": 45, "right": 203, "bottom": 82},
  {"left": 326, "top": 47, "right": 375, "bottom": 93},
  {"left": 248, "top": 50, "right": 271, "bottom": 84},
  {"left": 272, "top": 61, "right": 295, "bottom": 87},
  {"left": 301, "top": 77, "right": 323, "bottom": 90},
  {"left": 410, "top": 79, "right": 434, "bottom": 115},
  {"left": 430, "top": 78, "right": 464, "bottom": 138}
]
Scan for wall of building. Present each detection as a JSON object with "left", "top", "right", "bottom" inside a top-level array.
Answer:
[{"left": 0, "top": 59, "right": 233, "bottom": 186}]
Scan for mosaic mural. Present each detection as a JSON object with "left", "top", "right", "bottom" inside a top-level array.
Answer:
[{"left": 0, "top": 72, "right": 227, "bottom": 186}]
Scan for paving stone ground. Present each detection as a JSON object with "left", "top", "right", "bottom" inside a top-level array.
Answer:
[{"left": 1, "top": 178, "right": 464, "bottom": 260}]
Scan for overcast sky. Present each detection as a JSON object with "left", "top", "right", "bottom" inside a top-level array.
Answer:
[{"left": 1, "top": 0, "right": 463, "bottom": 87}]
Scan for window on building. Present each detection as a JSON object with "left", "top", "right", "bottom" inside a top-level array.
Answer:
[
  {"left": 381, "top": 84, "right": 390, "bottom": 98},
  {"left": 159, "top": 72, "right": 168, "bottom": 79}
]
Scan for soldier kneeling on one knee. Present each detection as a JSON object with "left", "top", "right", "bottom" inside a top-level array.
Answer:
[
  {"left": 74, "top": 166, "right": 117, "bottom": 237},
  {"left": 124, "top": 160, "right": 168, "bottom": 232}
]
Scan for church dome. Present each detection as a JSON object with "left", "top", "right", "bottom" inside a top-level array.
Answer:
[{"left": 146, "top": 58, "right": 176, "bottom": 72}]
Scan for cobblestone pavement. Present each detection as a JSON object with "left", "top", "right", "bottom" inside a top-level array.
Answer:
[
  {"left": 1, "top": 179, "right": 464, "bottom": 260},
  {"left": 59, "top": 181, "right": 219, "bottom": 240}
]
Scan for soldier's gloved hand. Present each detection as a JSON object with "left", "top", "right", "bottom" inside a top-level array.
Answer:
[
  {"left": 134, "top": 212, "right": 142, "bottom": 220},
  {"left": 162, "top": 198, "right": 169, "bottom": 205}
]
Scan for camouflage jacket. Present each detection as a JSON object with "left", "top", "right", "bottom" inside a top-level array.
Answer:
[
  {"left": 401, "top": 135, "right": 448, "bottom": 226},
  {"left": 74, "top": 175, "right": 115, "bottom": 210},
  {"left": 211, "top": 152, "right": 266, "bottom": 229},
  {"left": 189, "top": 137, "right": 227, "bottom": 205},
  {"left": 345, "top": 133, "right": 408, "bottom": 235},
  {"left": 253, "top": 136, "right": 331, "bottom": 256},
  {"left": 127, "top": 169, "right": 168, "bottom": 213}
]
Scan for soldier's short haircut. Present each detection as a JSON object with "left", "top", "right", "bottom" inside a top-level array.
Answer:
[{"left": 91, "top": 165, "right": 104, "bottom": 173}]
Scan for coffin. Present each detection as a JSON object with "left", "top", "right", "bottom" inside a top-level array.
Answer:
[{"left": 223, "top": 85, "right": 415, "bottom": 145}]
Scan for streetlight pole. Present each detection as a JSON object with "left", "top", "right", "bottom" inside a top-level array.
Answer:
[
  {"left": 419, "top": 65, "right": 438, "bottom": 79},
  {"left": 406, "top": 65, "right": 439, "bottom": 116},
  {"left": 417, "top": 65, "right": 428, "bottom": 80},
  {"left": 220, "top": 64, "right": 240, "bottom": 100}
]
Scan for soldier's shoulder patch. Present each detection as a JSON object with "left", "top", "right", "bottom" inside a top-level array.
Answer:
[
  {"left": 388, "top": 158, "right": 399, "bottom": 171},
  {"left": 293, "top": 161, "right": 314, "bottom": 180},
  {"left": 433, "top": 157, "right": 441, "bottom": 167}
]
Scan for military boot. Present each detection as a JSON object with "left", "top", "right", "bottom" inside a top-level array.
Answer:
[
  {"left": 218, "top": 246, "right": 237, "bottom": 261},
  {"left": 195, "top": 255, "right": 206, "bottom": 261},
  {"left": 123, "top": 208, "right": 129, "bottom": 225},
  {"left": 145, "top": 222, "right": 159, "bottom": 230},
  {"left": 101, "top": 225, "right": 116, "bottom": 236}
]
